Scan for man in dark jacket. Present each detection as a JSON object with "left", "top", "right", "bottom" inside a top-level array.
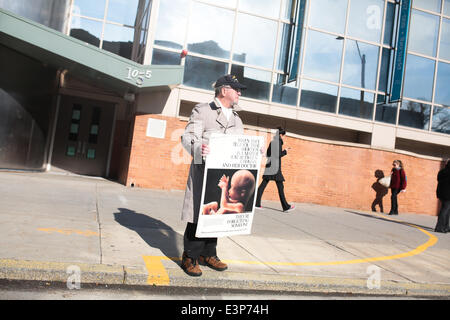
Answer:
[{"left": 435, "top": 160, "right": 450, "bottom": 233}]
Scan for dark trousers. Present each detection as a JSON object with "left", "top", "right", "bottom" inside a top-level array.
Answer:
[
  {"left": 183, "top": 222, "right": 217, "bottom": 260},
  {"left": 255, "top": 179, "right": 290, "bottom": 211},
  {"left": 390, "top": 188, "right": 400, "bottom": 214},
  {"left": 435, "top": 200, "right": 450, "bottom": 231}
]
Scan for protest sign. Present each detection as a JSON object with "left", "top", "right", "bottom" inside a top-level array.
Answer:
[{"left": 196, "top": 133, "right": 264, "bottom": 238}]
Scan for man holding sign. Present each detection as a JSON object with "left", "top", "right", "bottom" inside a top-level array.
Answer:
[{"left": 180, "top": 74, "right": 246, "bottom": 277}]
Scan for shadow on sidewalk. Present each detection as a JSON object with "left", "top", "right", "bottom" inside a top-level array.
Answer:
[
  {"left": 345, "top": 210, "right": 434, "bottom": 232},
  {"left": 113, "top": 208, "right": 183, "bottom": 265},
  {"left": 371, "top": 169, "right": 388, "bottom": 213}
]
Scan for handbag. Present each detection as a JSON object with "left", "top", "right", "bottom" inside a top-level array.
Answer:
[{"left": 379, "top": 175, "right": 391, "bottom": 188}]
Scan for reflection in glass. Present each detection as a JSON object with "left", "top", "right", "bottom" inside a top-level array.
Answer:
[
  {"left": 187, "top": 3, "right": 234, "bottom": 59},
  {"left": 403, "top": 54, "right": 435, "bottom": 102},
  {"left": 239, "top": 0, "right": 281, "bottom": 19},
  {"left": 342, "top": 40, "right": 379, "bottom": 90},
  {"left": 183, "top": 56, "right": 228, "bottom": 90},
  {"left": 384, "top": 1, "right": 397, "bottom": 46},
  {"left": 303, "top": 31, "right": 343, "bottom": 83},
  {"left": 102, "top": 24, "right": 134, "bottom": 59},
  {"left": 375, "top": 94, "right": 397, "bottom": 124},
  {"left": 72, "top": 0, "right": 106, "bottom": 19},
  {"left": 432, "top": 106, "right": 450, "bottom": 134},
  {"left": 440, "top": 18, "right": 450, "bottom": 61},
  {"left": 308, "top": 0, "right": 347, "bottom": 34},
  {"left": 399, "top": 100, "right": 431, "bottom": 130},
  {"left": 151, "top": 49, "right": 181, "bottom": 65},
  {"left": 435, "top": 62, "right": 450, "bottom": 106},
  {"left": 272, "top": 74, "right": 298, "bottom": 106},
  {"left": 1, "top": 0, "right": 70, "bottom": 32},
  {"left": 348, "top": 0, "right": 384, "bottom": 43},
  {"left": 339, "top": 87, "right": 374, "bottom": 120},
  {"left": 281, "top": 0, "right": 295, "bottom": 20},
  {"left": 300, "top": 80, "right": 337, "bottom": 113},
  {"left": 445, "top": 0, "right": 450, "bottom": 16},
  {"left": 231, "top": 65, "right": 271, "bottom": 101},
  {"left": 408, "top": 10, "right": 439, "bottom": 57},
  {"left": 233, "top": 13, "right": 277, "bottom": 68},
  {"left": 154, "top": 0, "right": 189, "bottom": 49},
  {"left": 70, "top": 17, "right": 102, "bottom": 47},
  {"left": 277, "top": 23, "right": 297, "bottom": 72},
  {"left": 107, "top": 0, "right": 139, "bottom": 25},
  {"left": 201, "top": 0, "right": 237, "bottom": 8},
  {"left": 412, "top": 0, "right": 442, "bottom": 13},
  {"left": 378, "top": 48, "right": 392, "bottom": 93}
]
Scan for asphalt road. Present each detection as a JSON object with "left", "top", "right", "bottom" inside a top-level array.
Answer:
[{"left": 0, "top": 280, "right": 431, "bottom": 300}]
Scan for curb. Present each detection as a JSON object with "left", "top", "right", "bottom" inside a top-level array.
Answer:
[{"left": 1, "top": 259, "right": 449, "bottom": 298}]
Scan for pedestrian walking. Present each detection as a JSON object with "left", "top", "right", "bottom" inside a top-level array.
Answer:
[
  {"left": 434, "top": 160, "right": 450, "bottom": 233},
  {"left": 255, "top": 127, "right": 295, "bottom": 213},
  {"left": 179, "top": 74, "right": 246, "bottom": 277},
  {"left": 388, "top": 160, "right": 407, "bottom": 215}
]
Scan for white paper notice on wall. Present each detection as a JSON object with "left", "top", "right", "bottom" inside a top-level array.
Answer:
[{"left": 146, "top": 118, "right": 166, "bottom": 139}]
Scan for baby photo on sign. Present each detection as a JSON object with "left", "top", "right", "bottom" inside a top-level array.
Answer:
[{"left": 202, "top": 168, "right": 257, "bottom": 215}]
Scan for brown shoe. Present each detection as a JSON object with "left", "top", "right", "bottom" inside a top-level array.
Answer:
[
  {"left": 199, "top": 255, "right": 228, "bottom": 271},
  {"left": 181, "top": 252, "right": 202, "bottom": 277}
]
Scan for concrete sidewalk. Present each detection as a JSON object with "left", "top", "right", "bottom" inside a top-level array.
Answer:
[{"left": 0, "top": 171, "right": 449, "bottom": 298}]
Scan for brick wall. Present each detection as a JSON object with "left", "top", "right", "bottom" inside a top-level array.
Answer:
[{"left": 126, "top": 114, "right": 442, "bottom": 216}]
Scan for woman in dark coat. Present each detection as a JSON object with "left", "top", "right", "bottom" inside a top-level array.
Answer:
[
  {"left": 388, "top": 160, "right": 407, "bottom": 215},
  {"left": 255, "top": 127, "right": 294, "bottom": 212},
  {"left": 434, "top": 160, "right": 450, "bottom": 233}
]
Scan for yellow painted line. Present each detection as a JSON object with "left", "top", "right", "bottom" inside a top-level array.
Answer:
[
  {"left": 142, "top": 255, "right": 170, "bottom": 286},
  {"left": 37, "top": 228, "right": 99, "bottom": 237},
  {"left": 143, "top": 213, "right": 438, "bottom": 284}
]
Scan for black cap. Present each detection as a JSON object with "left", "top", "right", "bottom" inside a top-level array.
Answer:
[
  {"left": 277, "top": 126, "right": 286, "bottom": 135},
  {"left": 214, "top": 74, "right": 247, "bottom": 90}
]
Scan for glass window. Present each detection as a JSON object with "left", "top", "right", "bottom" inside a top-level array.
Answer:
[
  {"left": 154, "top": 0, "right": 189, "bottom": 49},
  {"left": 239, "top": 0, "right": 281, "bottom": 19},
  {"left": 187, "top": 3, "right": 234, "bottom": 59},
  {"left": 432, "top": 106, "right": 450, "bottom": 134},
  {"left": 435, "top": 62, "right": 450, "bottom": 106},
  {"left": 272, "top": 75, "right": 299, "bottom": 106},
  {"left": 440, "top": 18, "right": 450, "bottom": 61},
  {"left": 231, "top": 65, "right": 271, "bottom": 101},
  {"left": 378, "top": 48, "right": 393, "bottom": 93},
  {"left": 342, "top": 40, "right": 379, "bottom": 90},
  {"left": 151, "top": 49, "right": 181, "bottom": 65},
  {"left": 281, "top": 0, "right": 295, "bottom": 20},
  {"left": 72, "top": 0, "right": 106, "bottom": 19},
  {"left": 303, "top": 30, "right": 343, "bottom": 83},
  {"left": 70, "top": 17, "right": 102, "bottom": 47},
  {"left": 1, "top": 0, "right": 70, "bottom": 32},
  {"left": 308, "top": 0, "right": 348, "bottom": 34},
  {"left": 233, "top": 13, "right": 277, "bottom": 69},
  {"left": 408, "top": 9, "right": 439, "bottom": 57},
  {"left": 403, "top": 54, "right": 435, "bottom": 102},
  {"left": 106, "top": 0, "right": 139, "bottom": 25},
  {"left": 383, "top": 1, "right": 397, "bottom": 46},
  {"left": 339, "top": 87, "right": 374, "bottom": 120},
  {"left": 412, "top": 0, "right": 442, "bottom": 13},
  {"left": 399, "top": 100, "right": 431, "bottom": 130},
  {"left": 200, "top": 0, "right": 237, "bottom": 8},
  {"left": 300, "top": 80, "right": 337, "bottom": 113},
  {"left": 347, "top": 0, "right": 384, "bottom": 43},
  {"left": 375, "top": 94, "right": 397, "bottom": 124},
  {"left": 445, "top": 0, "right": 450, "bottom": 16},
  {"left": 277, "top": 22, "right": 302, "bottom": 73},
  {"left": 102, "top": 24, "right": 134, "bottom": 59},
  {"left": 183, "top": 56, "right": 228, "bottom": 90}
]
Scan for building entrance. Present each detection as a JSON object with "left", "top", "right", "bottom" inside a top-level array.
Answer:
[{"left": 51, "top": 95, "right": 115, "bottom": 177}]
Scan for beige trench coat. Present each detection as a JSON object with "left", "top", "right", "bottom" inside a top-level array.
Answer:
[{"left": 181, "top": 101, "right": 244, "bottom": 223}]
